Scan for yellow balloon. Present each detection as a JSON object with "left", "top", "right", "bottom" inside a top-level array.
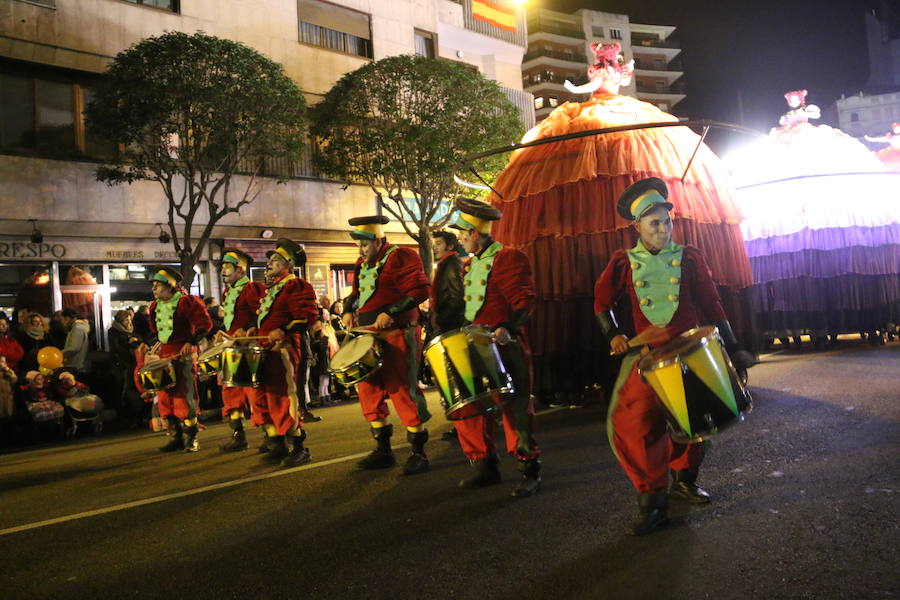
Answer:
[
  {"left": 39, "top": 366, "right": 52, "bottom": 376},
  {"left": 37, "top": 346, "right": 63, "bottom": 369}
]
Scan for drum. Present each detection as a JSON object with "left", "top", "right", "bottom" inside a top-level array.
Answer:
[
  {"left": 424, "top": 325, "right": 515, "bottom": 421},
  {"left": 138, "top": 358, "right": 177, "bottom": 393},
  {"left": 197, "top": 342, "right": 230, "bottom": 379},
  {"left": 221, "top": 344, "right": 267, "bottom": 388},
  {"left": 329, "top": 334, "right": 384, "bottom": 386},
  {"left": 65, "top": 394, "right": 103, "bottom": 414},
  {"left": 637, "top": 326, "right": 752, "bottom": 444}
]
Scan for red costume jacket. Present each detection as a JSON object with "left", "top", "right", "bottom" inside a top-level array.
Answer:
[
  {"left": 351, "top": 244, "right": 430, "bottom": 327},
  {"left": 223, "top": 280, "right": 266, "bottom": 335},
  {"left": 256, "top": 276, "right": 318, "bottom": 337},
  {"left": 149, "top": 293, "right": 212, "bottom": 357},
  {"left": 593, "top": 246, "right": 726, "bottom": 343},
  {"left": 468, "top": 248, "right": 536, "bottom": 331}
]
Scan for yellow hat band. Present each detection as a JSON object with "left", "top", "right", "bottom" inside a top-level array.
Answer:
[
  {"left": 630, "top": 189, "right": 668, "bottom": 220},
  {"left": 153, "top": 270, "right": 177, "bottom": 287},
  {"left": 354, "top": 223, "right": 385, "bottom": 238},
  {"left": 458, "top": 212, "right": 493, "bottom": 234},
  {"left": 223, "top": 252, "right": 248, "bottom": 270},
  {"left": 274, "top": 247, "right": 292, "bottom": 263}
]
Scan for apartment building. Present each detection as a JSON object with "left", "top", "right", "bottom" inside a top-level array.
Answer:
[
  {"left": 522, "top": 7, "right": 685, "bottom": 122},
  {"left": 0, "top": 0, "right": 532, "bottom": 342}
]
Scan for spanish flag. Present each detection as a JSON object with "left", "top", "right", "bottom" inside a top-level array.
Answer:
[{"left": 472, "top": 0, "right": 517, "bottom": 33}]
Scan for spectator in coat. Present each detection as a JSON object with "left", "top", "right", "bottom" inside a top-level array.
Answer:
[
  {"left": 56, "top": 309, "right": 91, "bottom": 374},
  {"left": 0, "top": 315, "right": 25, "bottom": 372},
  {"left": 15, "top": 312, "right": 50, "bottom": 373}
]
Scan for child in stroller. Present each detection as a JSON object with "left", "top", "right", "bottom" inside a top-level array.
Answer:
[
  {"left": 21, "top": 370, "right": 65, "bottom": 440},
  {"left": 54, "top": 370, "right": 104, "bottom": 437}
]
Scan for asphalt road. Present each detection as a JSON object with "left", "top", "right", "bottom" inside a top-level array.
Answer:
[{"left": 1, "top": 342, "right": 898, "bottom": 600}]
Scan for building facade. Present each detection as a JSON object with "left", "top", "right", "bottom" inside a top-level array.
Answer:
[
  {"left": 0, "top": 0, "right": 532, "bottom": 346},
  {"left": 522, "top": 7, "right": 684, "bottom": 123}
]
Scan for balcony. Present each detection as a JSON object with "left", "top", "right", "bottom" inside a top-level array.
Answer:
[
  {"left": 527, "top": 21, "right": 586, "bottom": 40},
  {"left": 633, "top": 59, "right": 683, "bottom": 72},
  {"left": 631, "top": 36, "right": 681, "bottom": 49},
  {"left": 523, "top": 48, "right": 587, "bottom": 65}
]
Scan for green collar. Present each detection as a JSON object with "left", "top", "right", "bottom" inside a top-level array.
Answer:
[
  {"left": 627, "top": 240, "right": 683, "bottom": 327},
  {"left": 257, "top": 274, "right": 295, "bottom": 327},
  {"left": 358, "top": 245, "right": 398, "bottom": 309},
  {"left": 463, "top": 241, "right": 502, "bottom": 321}
]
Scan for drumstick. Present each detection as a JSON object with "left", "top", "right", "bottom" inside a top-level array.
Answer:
[{"left": 609, "top": 326, "right": 671, "bottom": 355}]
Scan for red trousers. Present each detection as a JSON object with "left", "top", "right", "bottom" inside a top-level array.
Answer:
[
  {"left": 454, "top": 336, "right": 539, "bottom": 461},
  {"left": 357, "top": 327, "right": 430, "bottom": 428},
  {"left": 252, "top": 347, "right": 302, "bottom": 436},
  {"left": 157, "top": 356, "right": 198, "bottom": 421},
  {"left": 221, "top": 384, "right": 262, "bottom": 418},
  {"left": 610, "top": 357, "right": 704, "bottom": 493}
]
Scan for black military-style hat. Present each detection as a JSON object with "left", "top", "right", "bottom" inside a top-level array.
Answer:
[
  {"left": 150, "top": 265, "right": 183, "bottom": 287},
  {"left": 617, "top": 177, "right": 673, "bottom": 221},
  {"left": 266, "top": 238, "right": 306, "bottom": 267},
  {"left": 221, "top": 248, "right": 254, "bottom": 270},
  {"left": 449, "top": 197, "right": 502, "bottom": 232},
  {"left": 348, "top": 215, "right": 390, "bottom": 240}
]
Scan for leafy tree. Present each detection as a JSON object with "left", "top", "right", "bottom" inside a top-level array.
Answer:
[
  {"left": 311, "top": 54, "right": 524, "bottom": 275},
  {"left": 85, "top": 31, "right": 307, "bottom": 284}
]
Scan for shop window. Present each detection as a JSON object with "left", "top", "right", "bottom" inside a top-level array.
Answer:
[
  {"left": 610, "top": 28, "right": 622, "bottom": 40},
  {"left": 298, "top": 0, "right": 373, "bottom": 59},
  {"left": 414, "top": 30, "right": 436, "bottom": 58},
  {"left": 121, "top": 0, "right": 179, "bottom": 12},
  {"left": 0, "top": 264, "right": 53, "bottom": 320}
]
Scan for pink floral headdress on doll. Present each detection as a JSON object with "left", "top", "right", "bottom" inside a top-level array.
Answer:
[
  {"left": 565, "top": 42, "right": 634, "bottom": 95},
  {"left": 784, "top": 90, "right": 808, "bottom": 107}
]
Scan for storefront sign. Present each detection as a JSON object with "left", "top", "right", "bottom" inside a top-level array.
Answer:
[
  {"left": 307, "top": 262, "right": 330, "bottom": 300},
  {"left": 0, "top": 241, "right": 67, "bottom": 259}
]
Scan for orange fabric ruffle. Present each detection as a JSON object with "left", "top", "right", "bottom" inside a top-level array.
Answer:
[{"left": 489, "top": 94, "right": 744, "bottom": 226}]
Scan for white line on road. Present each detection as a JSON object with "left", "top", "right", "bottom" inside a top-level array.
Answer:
[{"left": 0, "top": 446, "right": 404, "bottom": 537}]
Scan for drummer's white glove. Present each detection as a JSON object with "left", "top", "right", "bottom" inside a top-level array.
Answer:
[
  {"left": 375, "top": 312, "right": 394, "bottom": 329},
  {"left": 493, "top": 327, "right": 512, "bottom": 346}
]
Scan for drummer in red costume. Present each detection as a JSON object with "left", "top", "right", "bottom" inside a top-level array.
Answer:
[
  {"left": 449, "top": 197, "right": 542, "bottom": 498},
  {"left": 217, "top": 248, "right": 266, "bottom": 452},
  {"left": 341, "top": 216, "right": 432, "bottom": 475},
  {"left": 594, "top": 178, "right": 752, "bottom": 535},
  {"left": 246, "top": 239, "right": 319, "bottom": 467},
  {"left": 148, "top": 266, "right": 212, "bottom": 453}
]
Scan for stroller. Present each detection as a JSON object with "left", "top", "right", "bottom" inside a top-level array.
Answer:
[{"left": 55, "top": 370, "right": 104, "bottom": 438}]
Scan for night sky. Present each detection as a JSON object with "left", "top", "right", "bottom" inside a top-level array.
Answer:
[{"left": 538, "top": 0, "right": 874, "bottom": 152}]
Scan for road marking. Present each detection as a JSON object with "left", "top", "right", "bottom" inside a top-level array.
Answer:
[
  {"left": 0, "top": 406, "right": 575, "bottom": 537},
  {"left": 0, "top": 446, "right": 405, "bottom": 537}
]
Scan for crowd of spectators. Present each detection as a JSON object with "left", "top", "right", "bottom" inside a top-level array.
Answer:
[{"left": 0, "top": 293, "right": 355, "bottom": 449}]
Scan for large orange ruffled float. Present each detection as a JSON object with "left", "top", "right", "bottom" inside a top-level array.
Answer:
[{"left": 486, "top": 43, "right": 753, "bottom": 401}]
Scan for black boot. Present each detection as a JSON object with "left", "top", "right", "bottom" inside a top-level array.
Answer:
[
  {"left": 511, "top": 458, "right": 542, "bottom": 498},
  {"left": 183, "top": 422, "right": 199, "bottom": 453},
  {"left": 358, "top": 424, "right": 396, "bottom": 469},
  {"left": 260, "top": 435, "right": 289, "bottom": 463},
  {"left": 282, "top": 430, "right": 311, "bottom": 467},
  {"left": 628, "top": 490, "right": 670, "bottom": 536},
  {"left": 220, "top": 418, "right": 248, "bottom": 452},
  {"left": 459, "top": 455, "right": 502, "bottom": 488},
  {"left": 159, "top": 417, "right": 184, "bottom": 452},
  {"left": 402, "top": 430, "right": 430, "bottom": 475},
  {"left": 669, "top": 469, "right": 711, "bottom": 504},
  {"left": 258, "top": 431, "right": 271, "bottom": 454}
]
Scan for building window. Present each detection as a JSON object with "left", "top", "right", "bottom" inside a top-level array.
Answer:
[
  {"left": 414, "top": 30, "right": 436, "bottom": 58},
  {"left": 610, "top": 28, "right": 622, "bottom": 40},
  {"left": 591, "top": 26, "right": 604, "bottom": 38},
  {"left": 122, "top": 0, "right": 179, "bottom": 11},
  {"left": 850, "top": 113, "right": 859, "bottom": 122},
  {"left": 548, "top": 96, "right": 558, "bottom": 108},
  {"left": 658, "top": 103, "right": 669, "bottom": 111},
  {"left": 0, "top": 65, "right": 115, "bottom": 159},
  {"left": 298, "top": 0, "right": 373, "bottom": 59},
  {"left": 534, "top": 96, "right": 544, "bottom": 110}
]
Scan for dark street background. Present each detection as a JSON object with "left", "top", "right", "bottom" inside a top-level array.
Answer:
[{"left": 1, "top": 341, "right": 897, "bottom": 600}]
